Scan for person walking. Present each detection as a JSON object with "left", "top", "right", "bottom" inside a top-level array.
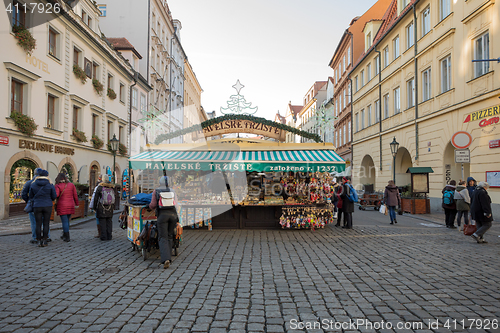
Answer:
[
  {"left": 467, "top": 176, "right": 477, "bottom": 223},
  {"left": 54, "top": 173, "right": 79, "bottom": 242},
  {"left": 21, "top": 168, "right": 43, "bottom": 244},
  {"left": 470, "top": 182, "right": 493, "bottom": 244},
  {"left": 149, "top": 176, "right": 178, "bottom": 269},
  {"left": 91, "top": 178, "right": 115, "bottom": 241},
  {"left": 442, "top": 180, "right": 457, "bottom": 228},
  {"left": 454, "top": 180, "right": 471, "bottom": 231},
  {"left": 335, "top": 182, "right": 344, "bottom": 227},
  {"left": 383, "top": 180, "right": 401, "bottom": 225},
  {"left": 340, "top": 177, "right": 354, "bottom": 229},
  {"left": 29, "top": 170, "right": 56, "bottom": 247},
  {"left": 89, "top": 175, "right": 103, "bottom": 238}
]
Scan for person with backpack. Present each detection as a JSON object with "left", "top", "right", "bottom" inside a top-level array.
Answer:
[
  {"left": 29, "top": 169, "right": 57, "bottom": 247},
  {"left": 470, "top": 181, "right": 493, "bottom": 244},
  {"left": 340, "top": 177, "right": 356, "bottom": 229},
  {"left": 92, "top": 178, "right": 115, "bottom": 241},
  {"left": 149, "top": 176, "right": 178, "bottom": 269},
  {"left": 89, "top": 175, "right": 103, "bottom": 238},
  {"left": 454, "top": 180, "right": 471, "bottom": 231},
  {"left": 54, "top": 173, "right": 79, "bottom": 242},
  {"left": 334, "top": 182, "right": 344, "bottom": 227},
  {"left": 442, "top": 180, "right": 457, "bottom": 228},
  {"left": 21, "top": 168, "right": 46, "bottom": 244},
  {"left": 383, "top": 180, "right": 401, "bottom": 225}
]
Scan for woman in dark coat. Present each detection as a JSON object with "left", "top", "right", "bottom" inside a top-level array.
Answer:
[
  {"left": 340, "top": 177, "right": 354, "bottom": 229},
  {"left": 384, "top": 180, "right": 401, "bottom": 225},
  {"left": 55, "top": 173, "right": 79, "bottom": 242},
  {"left": 470, "top": 182, "right": 493, "bottom": 243},
  {"left": 92, "top": 179, "right": 115, "bottom": 241},
  {"left": 29, "top": 170, "right": 56, "bottom": 247}
]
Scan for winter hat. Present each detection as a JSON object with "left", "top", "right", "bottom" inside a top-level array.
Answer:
[
  {"left": 39, "top": 169, "right": 49, "bottom": 177},
  {"left": 477, "top": 181, "right": 489, "bottom": 188},
  {"left": 449, "top": 180, "right": 456, "bottom": 186},
  {"left": 34, "top": 168, "right": 43, "bottom": 176}
]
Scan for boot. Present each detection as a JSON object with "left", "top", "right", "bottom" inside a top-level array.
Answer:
[
  {"left": 94, "top": 224, "right": 100, "bottom": 238},
  {"left": 63, "top": 232, "right": 70, "bottom": 242},
  {"left": 38, "top": 240, "right": 43, "bottom": 247},
  {"left": 42, "top": 239, "right": 48, "bottom": 247}
]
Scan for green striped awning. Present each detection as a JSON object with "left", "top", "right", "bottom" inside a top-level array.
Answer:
[{"left": 129, "top": 149, "right": 345, "bottom": 173}]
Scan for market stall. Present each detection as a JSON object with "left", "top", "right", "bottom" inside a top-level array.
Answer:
[{"left": 128, "top": 140, "right": 345, "bottom": 229}]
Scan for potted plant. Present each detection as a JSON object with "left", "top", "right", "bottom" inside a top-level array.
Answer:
[
  {"left": 73, "top": 64, "right": 87, "bottom": 84},
  {"left": 119, "top": 143, "right": 127, "bottom": 155},
  {"left": 91, "top": 134, "right": 104, "bottom": 149},
  {"left": 12, "top": 25, "right": 36, "bottom": 55},
  {"left": 107, "top": 88, "right": 117, "bottom": 100},
  {"left": 10, "top": 111, "right": 38, "bottom": 137},
  {"left": 92, "top": 79, "right": 104, "bottom": 95},
  {"left": 72, "top": 128, "right": 88, "bottom": 142}
]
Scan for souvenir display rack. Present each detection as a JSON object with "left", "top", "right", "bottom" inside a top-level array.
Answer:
[{"left": 10, "top": 167, "right": 33, "bottom": 203}]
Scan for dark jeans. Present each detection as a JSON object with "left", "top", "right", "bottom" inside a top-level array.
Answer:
[
  {"left": 99, "top": 217, "right": 113, "bottom": 240},
  {"left": 456, "top": 210, "right": 469, "bottom": 226},
  {"left": 34, "top": 206, "right": 52, "bottom": 240},
  {"left": 343, "top": 211, "right": 352, "bottom": 229},
  {"left": 337, "top": 209, "right": 343, "bottom": 226},
  {"left": 444, "top": 208, "right": 457, "bottom": 227},
  {"left": 157, "top": 209, "right": 178, "bottom": 263},
  {"left": 475, "top": 220, "right": 492, "bottom": 238},
  {"left": 388, "top": 206, "right": 396, "bottom": 222}
]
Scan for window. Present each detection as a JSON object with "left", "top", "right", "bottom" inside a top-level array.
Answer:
[
  {"left": 361, "top": 109, "right": 365, "bottom": 129},
  {"left": 422, "top": 7, "right": 431, "bottom": 36},
  {"left": 394, "top": 87, "right": 401, "bottom": 114},
  {"left": 12, "top": 0, "right": 26, "bottom": 27},
  {"left": 81, "top": 10, "right": 87, "bottom": 22},
  {"left": 73, "top": 47, "right": 81, "bottom": 66},
  {"left": 441, "top": 56, "right": 451, "bottom": 93},
  {"left": 132, "top": 88, "right": 138, "bottom": 109},
  {"left": 383, "top": 47, "right": 389, "bottom": 68},
  {"left": 347, "top": 47, "right": 351, "bottom": 65},
  {"left": 361, "top": 70, "right": 365, "bottom": 86},
  {"left": 343, "top": 124, "right": 346, "bottom": 144},
  {"left": 367, "top": 63, "right": 372, "bottom": 81},
  {"left": 336, "top": 130, "right": 339, "bottom": 146},
  {"left": 474, "top": 32, "right": 490, "bottom": 78},
  {"left": 48, "top": 27, "right": 59, "bottom": 59},
  {"left": 422, "top": 68, "right": 431, "bottom": 101},
  {"left": 366, "top": 32, "right": 372, "bottom": 49},
  {"left": 347, "top": 85, "right": 351, "bottom": 104},
  {"left": 11, "top": 79, "right": 24, "bottom": 114},
  {"left": 406, "top": 22, "right": 414, "bottom": 49},
  {"left": 348, "top": 123, "right": 351, "bottom": 143},
  {"left": 368, "top": 105, "right": 372, "bottom": 126},
  {"left": 383, "top": 94, "right": 389, "bottom": 119},
  {"left": 440, "top": 0, "right": 450, "bottom": 21},
  {"left": 375, "top": 100, "right": 380, "bottom": 123},
  {"left": 107, "top": 121, "right": 112, "bottom": 141},
  {"left": 355, "top": 76, "right": 358, "bottom": 92},
  {"left": 98, "top": 4, "right": 106, "bottom": 17},
  {"left": 119, "top": 83, "right": 125, "bottom": 103},
  {"left": 407, "top": 78, "right": 415, "bottom": 108},
  {"left": 107, "top": 73, "right": 113, "bottom": 91},
  {"left": 92, "top": 62, "right": 99, "bottom": 80},
  {"left": 339, "top": 127, "right": 343, "bottom": 146},
  {"left": 119, "top": 126, "right": 123, "bottom": 143},
  {"left": 393, "top": 36, "right": 400, "bottom": 59},
  {"left": 343, "top": 55, "right": 346, "bottom": 72},
  {"left": 87, "top": 16, "right": 92, "bottom": 29},
  {"left": 355, "top": 113, "right": 359, "bottom": 132},
  {"left": 375, "top": 55, "right": 380, "bottom": 75},
  {"left": 72, "top": 106, "right": 79, "bottom": 130},
  {"left": 47, "top": 95, "right": 56, "bottom": 128},
  {"left": 92, "top": 114, "right": 98, "bottom": 136}
]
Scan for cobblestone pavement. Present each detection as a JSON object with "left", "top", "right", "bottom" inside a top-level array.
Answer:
[{"left": 0, "top": 210, "right": 499, "bottom": 333}]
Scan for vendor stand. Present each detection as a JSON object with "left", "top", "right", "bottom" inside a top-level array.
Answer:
[{"left": 128, "top": 140, "right": 345, "bottom": 230}]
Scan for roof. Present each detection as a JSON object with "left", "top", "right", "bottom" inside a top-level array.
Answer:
[
  {"left": 406, "top": 167, "right": 434, "bottom": 174},
  {"left": 275, "top": 113, "right": 286, "bottom": 124},
  {"left": 314, "top": 81, "right": 328, "bottom": 92},
  {"left": 107, "top": 37, "right": 143, "bottom": 59},
  {"left": 288, "top": 103, "right": 302, "bottom": 117},
  {"left": 362, "top": 19, "right": 384, "bottom": 33}
]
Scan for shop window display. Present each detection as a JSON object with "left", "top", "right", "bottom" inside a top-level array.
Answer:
[{"left": 10, "top": 159, "right": 37, "bottom": 203}]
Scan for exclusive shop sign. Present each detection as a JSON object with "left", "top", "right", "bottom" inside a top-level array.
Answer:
[{"left": 19, "top": 139, "right": 75, "bottom": 155}]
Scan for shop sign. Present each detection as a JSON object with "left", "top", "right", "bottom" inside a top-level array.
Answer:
[
  {"left": 455, "top": 149, "right": 470, "bottom": 163},
  {"left": 463, "top": 104, "right": 500, "bottom": 123},
  {"left": 202, "top": 119, "right": 285, "bottom": 141},
  {"left": 0, "top": 135, "right": 9, "bottom": 145},
  {"left": 479, "top": 117, "right": 499, "bottom": 127},
  {"left": 19, "top": 139, "right": 75, "bottom": 155},
  {"left": 490, "top": 139, "right": 500, "bottom": 149}
]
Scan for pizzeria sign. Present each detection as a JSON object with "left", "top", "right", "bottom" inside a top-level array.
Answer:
[{"left": 463, "top": 104, "right": 500, "bottom": 123}]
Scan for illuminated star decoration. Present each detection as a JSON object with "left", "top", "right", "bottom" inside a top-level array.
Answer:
[{"left": 220, "top": 80, "right": 258, "bottom": 115}]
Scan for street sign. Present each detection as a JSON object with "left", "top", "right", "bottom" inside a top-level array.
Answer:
[
  {"left": 455, "top": 149, "right": 470, "bottom": 163},
  {"left": 0, "top": 135, "right": 8, "bottom": 145},
  {"left": 489, "top": 139, "right": 500, "bottom": 149},
  {"left": 451, "top": 131, "right": 472, "bottom": 149}
]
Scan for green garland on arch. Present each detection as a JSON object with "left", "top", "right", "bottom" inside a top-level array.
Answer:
[{"left": 154, "top": 114, "right": 322, "bottom": 145}]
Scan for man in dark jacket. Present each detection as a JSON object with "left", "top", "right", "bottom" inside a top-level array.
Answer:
[
  {"left": 340, "top": 177, "right": 354, "bottom": 229},
  {"left": 29, "top": 170, "right": 57, "bottom": 247},
  {"left": 92, "top": 179, "right": 115, "bottom": 241},
  {"left": 442, "top": 180, "right": 457, "bottom": 228},
  {"left": 384, "top": 180, "right": 401, "bottom": 225},
  {"left": 21, "top": 168, "right": 44, "bottom": 244},
  {"left": 466, "top": 177, "right": 476, "bottom": 198},
  {"left": 470, "top": 182, "right": 493, "bottom": 244}
]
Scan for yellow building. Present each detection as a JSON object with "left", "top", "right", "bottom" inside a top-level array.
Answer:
[
  {"left": 350, "top": 0, "right": 500, "bottom": 213},
  {"left": 183, "top": 59, "right": 206, "bottom": 143}
]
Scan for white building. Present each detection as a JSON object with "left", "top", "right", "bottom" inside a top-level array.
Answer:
[
  {"left": 1, "top": 0, "right": 140, "bottom": 218},
  {"left": 99, "top": 0, "right": 187, "bottom": 144},
  {"left": 297, "top": 81, "right": 327, "bottom": 143}
]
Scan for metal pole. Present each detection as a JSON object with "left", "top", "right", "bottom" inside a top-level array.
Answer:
[
  {"left": 393, "top": 155, "right": 396, "bottom": 184},
  {"left": 461, "top": 163, "right": 464, "bottom": 181},
  {"left": 113, "top": 152, "right": 116, "bottom": 184}
]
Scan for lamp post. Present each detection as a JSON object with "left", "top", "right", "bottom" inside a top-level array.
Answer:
[
  {"left": 390, "top": 137, "right": 399, "bottom": 184},
  {"left": 109, "top": 134, "right": 119, "bottom": 183}
]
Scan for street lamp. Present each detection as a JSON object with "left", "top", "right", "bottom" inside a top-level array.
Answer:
[
  {"left": 109, "top": 134, "right": 119, "bottom": 183},
  {"left": 390, "top": 137, "right": 399, "bottom": 184}
]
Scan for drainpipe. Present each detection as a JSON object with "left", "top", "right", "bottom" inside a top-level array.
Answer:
[
  {"left": 413, "top": 4, "right": 419, "bottom": 161},
  {"left": 347, "top": 31, "right": 354, "bottom": 174},
  {"left": 374, "top": 47, "right": 382, "bottom": 171},
  {"left": 128, "top": 71, "right": 138, "bottom": 196},
  {"left": 168, "top": 36, "right": 174, "bottom": 144}
]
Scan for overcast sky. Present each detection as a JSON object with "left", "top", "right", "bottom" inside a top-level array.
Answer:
[{"left": 168, "top": 0, "right": 378, "bottom": 120}]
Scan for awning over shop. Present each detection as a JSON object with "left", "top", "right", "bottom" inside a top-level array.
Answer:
[
  {"left": 406, "top": 167, "right": 434, "bottom": 174},
  {"left": 129, "top": 149, "right": 346, "bottom": 173}
]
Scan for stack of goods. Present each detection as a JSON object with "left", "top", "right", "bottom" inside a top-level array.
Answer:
[{"left": 279, "top": 206, "right": 335, "bottom": 229}]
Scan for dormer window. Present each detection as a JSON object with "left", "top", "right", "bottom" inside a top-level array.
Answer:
[{"left": 366, "top": 32, "right": 372, "bottom": 48}]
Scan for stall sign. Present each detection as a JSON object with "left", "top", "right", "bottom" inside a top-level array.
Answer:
[
  {"left": 202, "top": 119, "right": 285, "bottom": 141},
  {"left": 489, "top": 139, "right": 500, "bottom": 149},
  {"left": 455, "top": 149, "right": 470, "bottom": 163},
  {"left": 19, "top": 139, "right": 75, "bottom": 155},
  {"left": 463, "top": 104, "right": 500, "bottom": 123},
  {"left": 0, "top": 135, "right": 8, "bottom": 145}
]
